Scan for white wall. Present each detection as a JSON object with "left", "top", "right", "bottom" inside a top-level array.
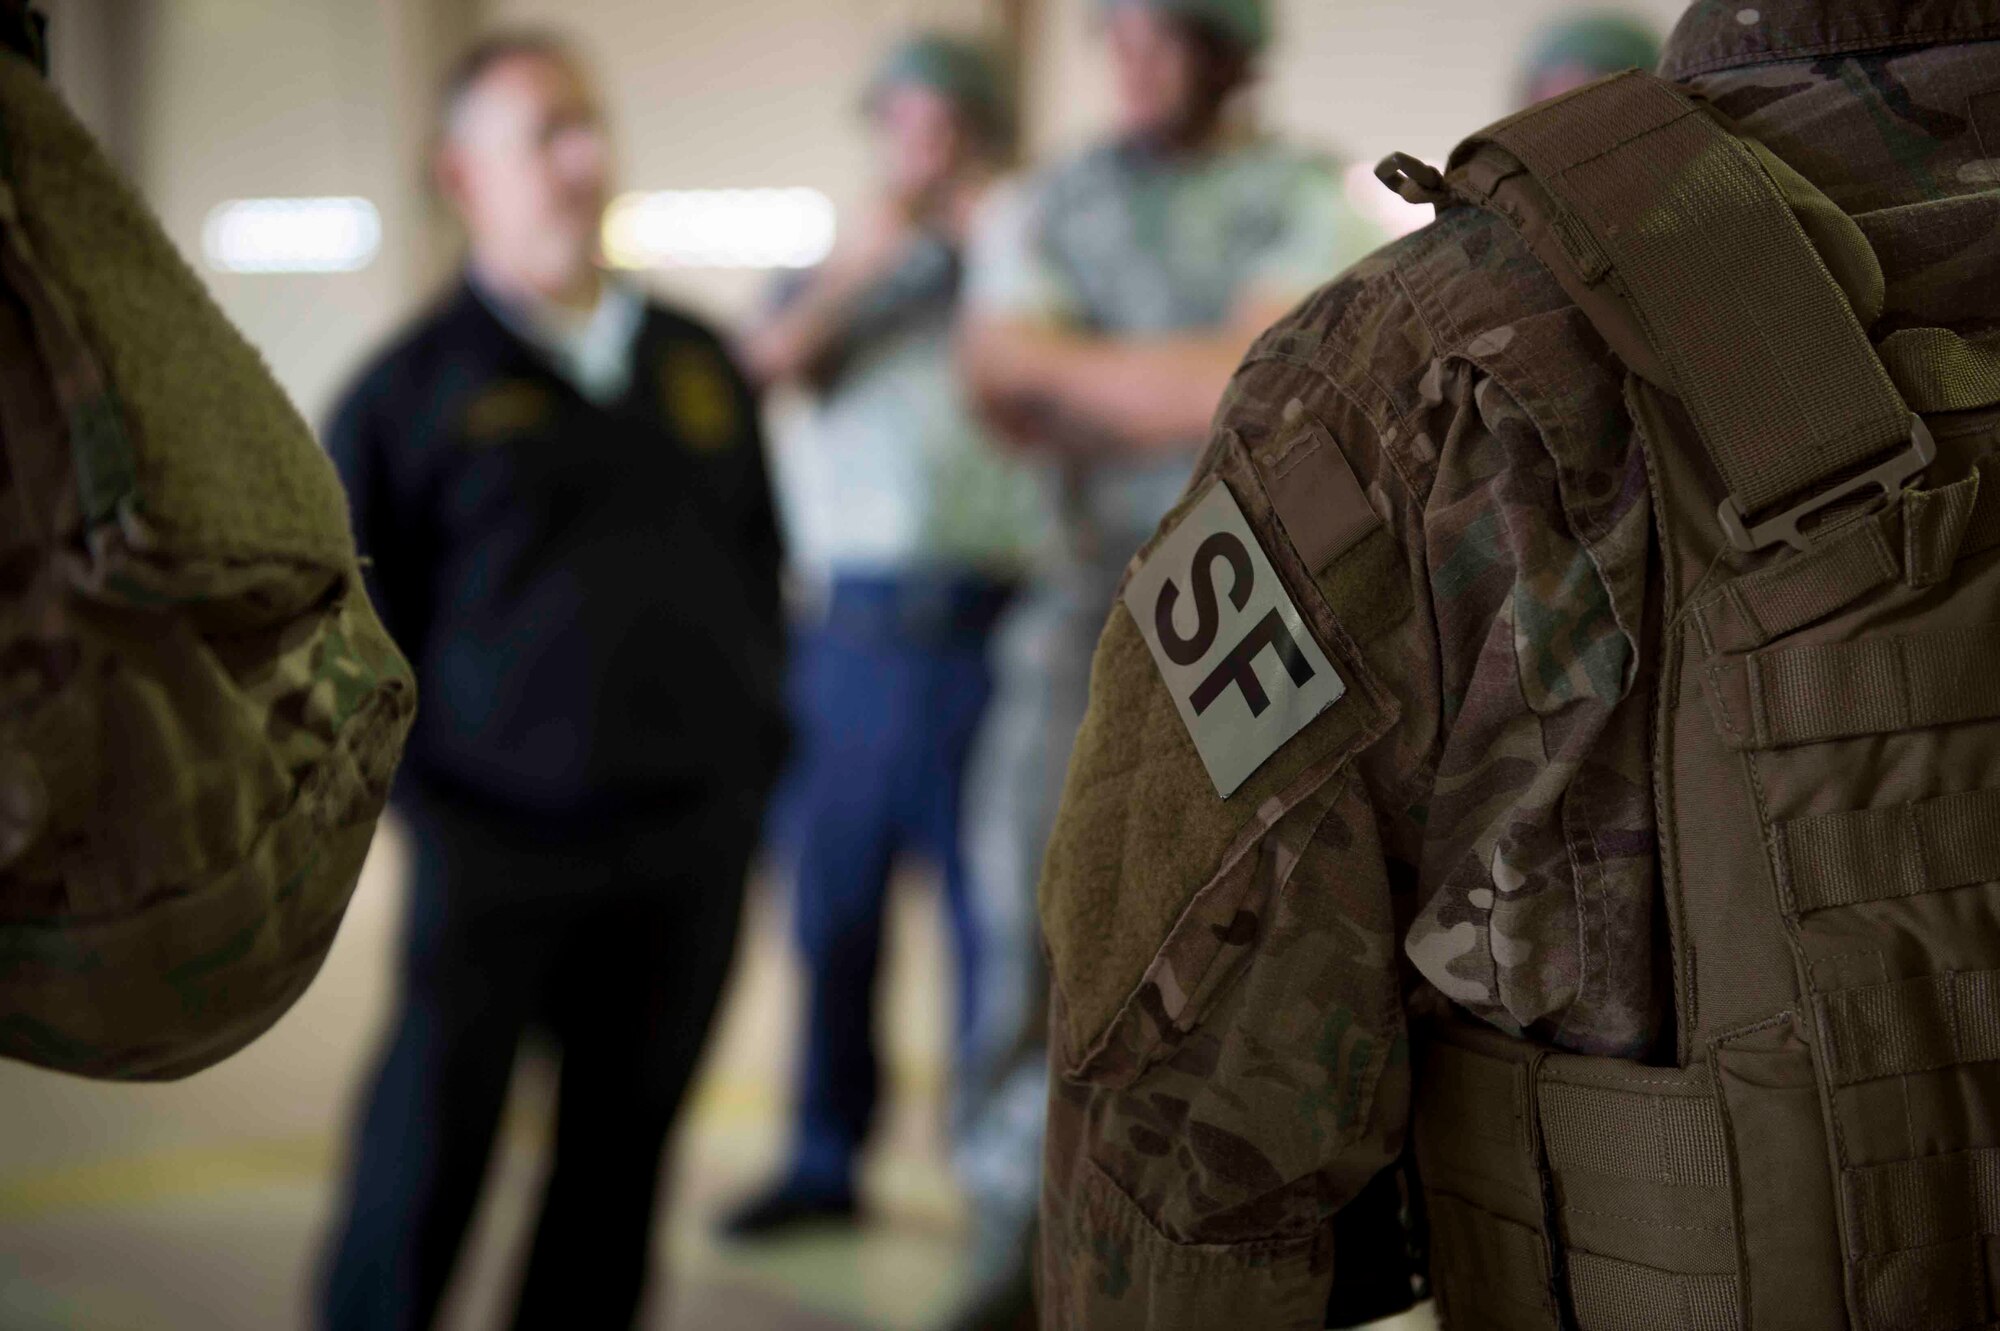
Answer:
[
  {"left": 45, "top": 0, "right": 470, "bottom": 424},
  {"left": 481, "top": 0, "right": 993, "bottom": 320}
]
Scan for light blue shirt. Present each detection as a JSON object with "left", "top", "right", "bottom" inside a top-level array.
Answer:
[{"left": 775, "top": 237, "right": 1050, "bottom": 582}]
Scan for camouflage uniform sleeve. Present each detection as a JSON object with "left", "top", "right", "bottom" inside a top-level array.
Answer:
[
  {"left": 1040, "top": 774, "right": 1415, "bottom": 1330},
  {"left": 1037, "top": 247, "right": 1443, "bottom": 1329}
]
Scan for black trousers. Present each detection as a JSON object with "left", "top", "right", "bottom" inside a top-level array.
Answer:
[{"left": 318, "top": 788, "right": 757, "bottom": 1331}]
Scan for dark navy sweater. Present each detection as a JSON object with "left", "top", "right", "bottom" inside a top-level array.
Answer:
[{"left": 326, "top": 280, "right": 785, "bottom": 820}]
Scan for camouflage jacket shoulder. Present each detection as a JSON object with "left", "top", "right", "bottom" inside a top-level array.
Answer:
[
  {"left": 1226, "top": 195, "right": 1661, "bottom": 1056},
  {"left": 1035, "top": 197, "right": 1660, "bottom": 1330}
]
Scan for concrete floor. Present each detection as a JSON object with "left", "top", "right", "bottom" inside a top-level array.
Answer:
[{"left": 0, "top": 819, "right": 1437, "bottom": 1331}]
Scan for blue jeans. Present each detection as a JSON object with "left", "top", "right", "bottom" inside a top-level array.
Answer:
[
  {"left": 779, "top": 572, "right": 1013, "bottom": 1193},
  {"left": 955, "top": 565, "right": 1116, "bottom": 1283}
]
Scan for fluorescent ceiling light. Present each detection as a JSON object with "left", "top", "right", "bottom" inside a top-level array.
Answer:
[
  {"left": 202, "top": 197, "right": 382, "bottom": 275},
  {"left": 603, "top": 188, "right": 836, "bottom": 271}
]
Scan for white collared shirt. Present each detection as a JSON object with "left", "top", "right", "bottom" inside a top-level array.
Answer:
[{"left": 476, "top": 272, "right": 648, "bottom": 407}]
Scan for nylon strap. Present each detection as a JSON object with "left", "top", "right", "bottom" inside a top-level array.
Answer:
[
  {"left": 1567, "top": 1252, "right": 1740, "bottom": 1331},
  {"left": 1778, "top": 787, "right": 2000, "bottom": 915},
  {"left": 1902, "top": 466, "right": 1989, "bottom": 586},
  {"left": 1845, "top": 1150, "right": 2000, "bottom": 1331},
  {"left": 1847, "top": 1147, "right": 2000, "bottom": 1256},
  {"left": 1537, "top": 1074, "right": 1737, "bottom": 1276},
  {"left": 1706, "top": 623, "right": 2000, "bottom": 749},
  {"left": 1821, "top": 968, "right": 2000, "bottom": 1085},
  {"left": 1694, "top": 510, "right": 1901, "bottom": 653},
  {"left": 1474, "top": 72, "right": 1910, "bottom": 519},
  {"left": 1539, "top": 1081, "right": 1729, "bottom": 1189},
  {"left": 1695, "top": 457, "right": 2000, "bottom": 654},
  {"left": 1856, "top": 1241, "right": 1990, "bottom": 1331},
  {"left": 1880, "top": 326, "right": 2000, "bottom": 415}
]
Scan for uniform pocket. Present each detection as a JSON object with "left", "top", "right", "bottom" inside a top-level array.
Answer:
[
  {"left": 1039, "top": 1156, "right": 1330, "bottom": 1331},
  {"left": 1039, "top": 429, "right": 1397, "bottom": 1085}
]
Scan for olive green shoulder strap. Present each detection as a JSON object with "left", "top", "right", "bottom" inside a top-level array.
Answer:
[{"left": 1420, "top": 70, "right": 1929, "bottom": 553}]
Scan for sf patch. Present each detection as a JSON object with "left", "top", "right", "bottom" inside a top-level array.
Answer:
[
  {"left": 1124, "top": 478, "right": 1345, "bottom": 798},
  {"left": 660, "top": 342, "right": 740, "bottom": 452}
]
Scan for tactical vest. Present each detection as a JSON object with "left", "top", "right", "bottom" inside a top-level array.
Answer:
[
  {"left": 1377, "top": 73, "right": 2000, "bottom": 1330},
  {"left": 0, "top": 50, "right": 414, "bottom": 1079}
]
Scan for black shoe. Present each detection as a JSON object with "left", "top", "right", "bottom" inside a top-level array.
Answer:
[{"left": 719, "top": 1181, "right": 859, "bottom": 1240}]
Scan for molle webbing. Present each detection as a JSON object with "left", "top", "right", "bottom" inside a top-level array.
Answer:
[
  {"left": 1820, "top": 969, "right": 2000, "bottom": 1085},
  {"left": 1706, "top": 623, "right": 2000, "bottom": 750},
  {"left": 1414, "top": 1031, "right": 1742, "bottom": 1331},
  {"left": 1455, "top": 71, "right": 1909, "bottom": 523},
  {"left": 1692, "top": 467, "right": 2000, "bottom": 653},
  {"left": 1777, "top": 788, "right": 2000, "bottom": 914},
  {"left": 1538, "top": 1063, "right": 1740, "bottom": 1331},
  {"left": 1844, "top": 1150, "right": 1997, "bottom": 1331},
  {"left": 1880, "top": 327, "right": 2000, "bottom": 416},
  {"left": 1566, "top": 1252, "right": 1738, "bottom": 1331},
  {"left": 1846, "top": 1148, "right": 2000, "bottom": 1258}
]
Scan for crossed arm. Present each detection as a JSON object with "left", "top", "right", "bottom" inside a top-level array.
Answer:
[{"left": 958, "top": 293, "right": 1300, "bottom": 457}]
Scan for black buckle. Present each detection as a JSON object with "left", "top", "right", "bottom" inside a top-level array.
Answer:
[
  {"left": 1717, "top": 416, "right": 1936, "bottom": 554},
  {"left": 1374, "top": 153, "right": 1450, "bottom": 207}
]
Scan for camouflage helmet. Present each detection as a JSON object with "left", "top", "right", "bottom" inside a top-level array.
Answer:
[
  {"left": 1097, "top": 0, "right": 1270, "bottom": 54},
  {"left": 1521, "top": 11, "right": 1662, "bottom": 85},
  {"left": 0, "top": 48, "right": 414, "bottom": 1080},
  {"left": 867, "top": 32, "right": 1016, "bottom": 151}
]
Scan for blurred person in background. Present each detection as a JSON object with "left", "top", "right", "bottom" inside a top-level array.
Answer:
[
  {"left": 1516, "top": 9, "right": 1664, "bottom": 107},
  {"left": 316, "top": 30, "right": 784, "bottom": 1331},
  {"left": 952, "top": 1, "right": 1382, "bottom": 1326},
  {"left": 723, "top": 32, "right": 1049, "bottom": 1246}
]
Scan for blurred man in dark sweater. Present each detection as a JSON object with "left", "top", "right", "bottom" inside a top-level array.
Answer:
[{"left": 316, "top": 30, "right": 784, "bottom": 1331}]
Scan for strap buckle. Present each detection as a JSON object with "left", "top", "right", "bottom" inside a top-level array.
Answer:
[
  {"left": 1374, "top": 152, "right": 1451, "bottom": 207},
  {"left": 1717, "top": 416, "right": 1936, "bottom": 554}
]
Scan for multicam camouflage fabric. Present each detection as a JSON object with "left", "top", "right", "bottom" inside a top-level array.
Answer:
[
  {"left": 0, "top": 49, "right": 413, "bottom": 1080},
  {"left": 1037, "top": 5, "right": 2000, "bottom": 1324}
]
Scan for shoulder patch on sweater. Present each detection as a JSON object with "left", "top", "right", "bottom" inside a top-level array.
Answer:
[
  {"left": 1123, "top": 477, "right": 1346, "bottom": 798},
  {"left": 660, "top": 342, "right": 740, "bottom": 453}
]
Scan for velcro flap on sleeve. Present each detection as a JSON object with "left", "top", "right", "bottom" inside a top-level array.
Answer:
[{"left": 1040, "top": 430, "right": 1397, "bottom": 1083}]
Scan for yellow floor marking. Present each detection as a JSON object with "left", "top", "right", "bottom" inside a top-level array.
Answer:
[{"left": 0, "top": 1063, "right": 950, "bottom": 1223}]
